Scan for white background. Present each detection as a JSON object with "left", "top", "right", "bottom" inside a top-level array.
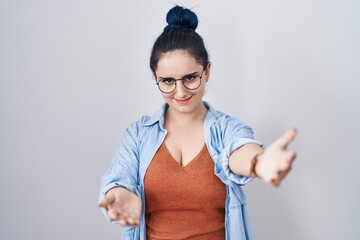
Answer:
[{"left": 1, "top": 0, "right": 359, "bottom": 239}]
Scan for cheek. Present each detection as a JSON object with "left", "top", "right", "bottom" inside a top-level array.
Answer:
[
  {"left": 161, "top": 92, "right": 174, "bottom": 101},
  {"left": 195, "top": 85, "right": 206, "bottom": 97}
]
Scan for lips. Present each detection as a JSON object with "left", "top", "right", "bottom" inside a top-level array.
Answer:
[{"left": 175, "top": 96, "right": 192, "bottom": 104}]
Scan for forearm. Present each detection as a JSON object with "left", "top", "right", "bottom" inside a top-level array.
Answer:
[
  {"left": 228, "top": 143, "right": 263, "bottom": 177},
  {"left": 229, "top": 128, "right": 297, "bottom": 186}
]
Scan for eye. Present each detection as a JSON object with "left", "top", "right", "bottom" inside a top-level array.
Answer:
[
  {"left": 184, "top": 75, "right": 196, "bottom": 82},
  {"left": 160, "top": 78, "right": 175, "bottom": 85}
]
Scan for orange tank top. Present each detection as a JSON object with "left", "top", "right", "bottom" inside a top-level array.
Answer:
[{"left": 144, "top": 142, "right": 226, "bottom": 240}]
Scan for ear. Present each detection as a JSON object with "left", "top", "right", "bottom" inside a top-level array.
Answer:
[{"left": 203, "top": 63, "right": 211, "bottom": 82}]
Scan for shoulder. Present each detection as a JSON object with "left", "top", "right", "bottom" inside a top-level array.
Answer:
[
  {"left": 125, "top": 115, "right": 154, "bottom": 136},
  {"left": 205, "top": 102, "right": 252, "bottom": 132},
  {"left": 129, "top": 115, "right": 152, "bottom": 128},
  {"left": 124, "top": 104, "right": 166, "bottom": 138}
]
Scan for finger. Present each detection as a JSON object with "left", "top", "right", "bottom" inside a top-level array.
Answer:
[
  {"left": 284, "top": 150, "right": 296, "bottom": 164},
  {"left": 271, "top": 178, "right": 280, "bottom": 187},
  {"left": 127, "top": 218, "right": 134, "bottom": 225},
  {"left": 127, "top": 211, "right": 137, "bottom": 220},
  {"left": 278, "top": 152, "right": 295, "bottom": 171},
  {"left": 276, "top": 169, "right": 286, "bottom": 177},
  {"left": 271, "top": 167, "right": 289, "bottom": 186},
  {"left": 108, "top": 208, "right": 119, "bottom": 221},
  {"left": 117, "top": 218, "right": 127, "bottom": 226},
  {"left": 277, "top": 167, "right": 291, "bottom": 181},
  {"left": 120, "top": 208, "right": 140, "bottom": 222},
  {"left": 99, "top": 194, "right": 115, "bottom": 208},
  {"left": 119, "top": 211, "right": 129, "bottom": 219},
  {"left": 132, "top": 219, "right": 140, "bottom": 226},
  {"left": 276, "top": 128, "right": 297, "bottom": 149},
  {"left": 127, "top": 217, "right": 138, "bottom": 226}
]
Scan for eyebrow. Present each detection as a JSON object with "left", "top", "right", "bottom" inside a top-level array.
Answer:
[{"left": 158, "top": 71, "right": 199, "bottom": 79}]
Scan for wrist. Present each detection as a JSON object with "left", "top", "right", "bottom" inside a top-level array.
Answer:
[{"left": 249, "top": 150, "right": 264, "bottom": 178}]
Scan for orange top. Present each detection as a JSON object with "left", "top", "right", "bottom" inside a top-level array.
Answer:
[{"left": 144, "top": 143, "right": 226, "bottom": 240}]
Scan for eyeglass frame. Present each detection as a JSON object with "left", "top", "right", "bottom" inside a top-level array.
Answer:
[{"left": 155, "top": 70, "right": 204, "bottom": 94}]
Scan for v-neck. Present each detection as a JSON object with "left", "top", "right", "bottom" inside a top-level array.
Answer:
[{"left": 161, "top": 142, "right": 207, "bottom": 168}]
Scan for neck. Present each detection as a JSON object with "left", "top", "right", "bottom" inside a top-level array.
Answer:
[{"left": 165, "top": 103, "right": 207, "bottom": 128}]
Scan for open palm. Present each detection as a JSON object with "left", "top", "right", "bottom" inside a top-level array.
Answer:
[{"left": 256, "top": 128, "right": 297, "bottom": 187}]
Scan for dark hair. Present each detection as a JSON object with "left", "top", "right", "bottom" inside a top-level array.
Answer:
[{"left": 150, "top": 6, "right": 210, "bottom": 76}]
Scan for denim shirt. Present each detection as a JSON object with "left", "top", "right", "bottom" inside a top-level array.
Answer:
[{"left": 99, "top": 102, "right": 263, "bottom": 240}]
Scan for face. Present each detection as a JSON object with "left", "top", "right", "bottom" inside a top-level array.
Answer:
[{"left": 155, "top": 50, "right": 210, "bottom": 115}]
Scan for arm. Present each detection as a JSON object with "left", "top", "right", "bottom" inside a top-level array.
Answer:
[
  {"left": 99, "top": 122, "right": 143, "bottom": 226},
  {"left": 229, "top": 128, "right": 297, "bottom": 187}
]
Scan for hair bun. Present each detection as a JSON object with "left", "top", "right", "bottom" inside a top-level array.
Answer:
[{"left": 164, "top": 6, "right": 198, "bottom": 32}]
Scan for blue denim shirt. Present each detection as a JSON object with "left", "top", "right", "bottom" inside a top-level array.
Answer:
[{"left": 99, "top": 102, "right": 263, "bottom": 240}]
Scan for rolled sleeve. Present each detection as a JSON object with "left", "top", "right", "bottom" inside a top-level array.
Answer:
[
  {"left": 98, "top": 122, "right": 141, "bottom": 223},
  {"left": 220, "top": 137, "right": 264, "bottom": 185},
  {"left": 213, "top": 115, "right": 264, "bottom": 185}
]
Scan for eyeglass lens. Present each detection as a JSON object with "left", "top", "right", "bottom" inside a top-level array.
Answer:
[{"left": 157, "top": 73, "right": 202, "bottom": 93}]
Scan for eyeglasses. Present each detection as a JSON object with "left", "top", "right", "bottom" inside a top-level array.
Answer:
[{"left": 156, "top": 71, "right": 204, "bottom": 94}]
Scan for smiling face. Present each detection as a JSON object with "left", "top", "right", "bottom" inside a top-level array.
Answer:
[{"left": 155, "top": 50, "right": 210, "bottom": 116}]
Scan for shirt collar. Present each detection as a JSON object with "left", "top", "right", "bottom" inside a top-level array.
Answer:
[
  {"left": 143, "top": 103, "right": 168, "bottom": 127},
  {"left": 203, "top": 101, "right": 222, "bottom": 126}
]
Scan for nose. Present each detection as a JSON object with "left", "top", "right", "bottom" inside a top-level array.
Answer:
[{"left": 174, "top": 80, "right": 188, "bottom": 98}]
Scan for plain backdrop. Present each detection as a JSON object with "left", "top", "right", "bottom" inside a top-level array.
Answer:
[{"left": 1, "top": 0, "right": 359, "bottom": 239}]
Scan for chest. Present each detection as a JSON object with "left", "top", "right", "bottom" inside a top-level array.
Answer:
[
  {"left": 144, "top": 143, "right": 226, "bottom": 208},
  {"left": 163, "top": 125, "right": 205, "bottom": 167}
]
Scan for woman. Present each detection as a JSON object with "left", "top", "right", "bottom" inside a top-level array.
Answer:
[{"left": 99, "top": 5, "right": 296, "bottom": 240}]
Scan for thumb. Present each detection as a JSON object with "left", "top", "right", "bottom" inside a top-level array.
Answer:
[
  {"left": 99, "top": 194, "right": 115, "bottom": 208},
  {"left": 275, "top": 128, "right": 297, "bottom": 149}
]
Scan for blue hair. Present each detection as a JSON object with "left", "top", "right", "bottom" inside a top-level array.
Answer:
[
  {"left": 164, "top": 6, "right": 198, "bottom": 31},
  {"left": 150, "top": 6, "right": 209, "bottom": 75}
]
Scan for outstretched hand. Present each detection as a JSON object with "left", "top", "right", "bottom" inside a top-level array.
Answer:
[
  {"left": 256, "top": 128, "right": 297, "bottom": 187},
  {"left": 99, "top": 187, "right": 142, "bottom": 227}
]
